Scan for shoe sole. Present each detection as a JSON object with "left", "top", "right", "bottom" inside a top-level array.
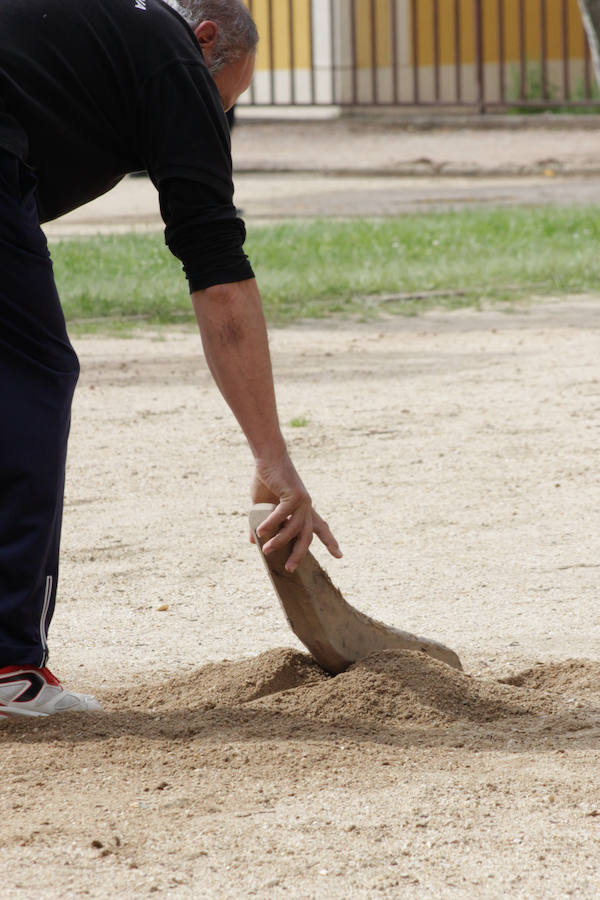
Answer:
[{"left": 0, "top": 706, "right": 48, "bottom": 718}]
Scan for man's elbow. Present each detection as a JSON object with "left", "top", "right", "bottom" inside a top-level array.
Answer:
[
  {"left": 192, "top": 279, "right": 260, "bottom": 347},
  {"left": 192, "top": 277, "right": 257, "bottom": 307}
]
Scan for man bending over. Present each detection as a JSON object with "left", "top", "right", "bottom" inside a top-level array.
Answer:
[{"left": 0, "top": 0, "right": 341, "bottom": 717}]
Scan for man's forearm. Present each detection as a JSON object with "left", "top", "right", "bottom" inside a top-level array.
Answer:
[
  {"left": 192, "top": 277, "right": 342, "bottom": 570},
  {"left": 191, "top": 278, "right": 285, "bottom": 462}
]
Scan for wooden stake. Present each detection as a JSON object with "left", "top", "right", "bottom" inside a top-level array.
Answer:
[{"left": 250, "top": 503, "right": 463, "bottom": 674}]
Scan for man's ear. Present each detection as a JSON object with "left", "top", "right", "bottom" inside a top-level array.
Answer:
[{"left": 193, "top": 19, "right": 219, "bottom": 48}]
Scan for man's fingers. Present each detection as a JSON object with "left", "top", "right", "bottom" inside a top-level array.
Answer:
[
  {"left": 261, "top": 508, "right": 307, "bottom": 557},
  {"left": 256, "top": 507, "right": 343, "bottom": 569},
  {"left": 255, "top": 502, "right": 296, "bottom": 543},
  {"left": 283, "top": 516, "right": 314, "bottom": 573},
  {"left": 314, "top": 514, "right": 343, "bottom": 559},
  {"left": 250, "top": 480, "right": 342, "bottom": 571}
]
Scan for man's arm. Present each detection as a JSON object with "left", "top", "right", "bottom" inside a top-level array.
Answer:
[{"left": 192, "top": 277, "right": 342, "bottom": 572}]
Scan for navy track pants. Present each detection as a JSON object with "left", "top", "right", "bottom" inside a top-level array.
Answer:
[{"left": 0, "top": 148, "right": 79, "bottom": 666}]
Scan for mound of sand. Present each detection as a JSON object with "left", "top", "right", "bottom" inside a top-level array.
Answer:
[
  {"left": 117, "top": 648, "right": 593, "bottom": 732},
  {"left": 501, "top": 659, "right": 600, "bottom": 701},
  {"left": 6, "top": 649, "right": 597, "bottom": 755},
  {"left": 125, "top": 647, "right": 327, "bottom": 711},
  {"left": 249, "top": 650, "right": 537, "bottom": 727}
]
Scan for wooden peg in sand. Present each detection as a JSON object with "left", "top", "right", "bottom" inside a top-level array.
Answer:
[{"left": 249, "top": 503, "right": 462, "bottom": 674}]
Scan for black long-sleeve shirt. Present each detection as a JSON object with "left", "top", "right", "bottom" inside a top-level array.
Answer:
[{"left": 0, "top": 0, "right": 254, "bottom": 291}]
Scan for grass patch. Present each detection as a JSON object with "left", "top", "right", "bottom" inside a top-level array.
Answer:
[
  {"left": 507, "top": 62, "right": 600, "bottom": 114},
  {"left": 50, "top": 206, "right": 600, "bottom": 330}
]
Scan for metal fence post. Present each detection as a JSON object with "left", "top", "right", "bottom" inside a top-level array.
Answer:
[{"left": 474, "top": 0, "right": 485, "bottom": 112}]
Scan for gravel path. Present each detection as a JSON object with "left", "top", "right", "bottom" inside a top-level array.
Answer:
[{"left": 232, "top": 119, "right": 600, "bottom": 177}]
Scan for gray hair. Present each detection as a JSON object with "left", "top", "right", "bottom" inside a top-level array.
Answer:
[{"left": 164, "top": 0, "right": 258, "bottom": 74}]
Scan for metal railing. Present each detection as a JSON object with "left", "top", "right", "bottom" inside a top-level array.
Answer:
[{"left": 242, "top": 0, "right": 598, "bottom": 111}]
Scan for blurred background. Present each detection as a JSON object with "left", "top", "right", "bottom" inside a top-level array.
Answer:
[{"left": 239, "top": 0, "right": 599, "bottom": 114}]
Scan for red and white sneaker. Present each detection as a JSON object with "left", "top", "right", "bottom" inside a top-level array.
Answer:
[{"left": 0, "top": 666, "right": 102, "bottom": 718}]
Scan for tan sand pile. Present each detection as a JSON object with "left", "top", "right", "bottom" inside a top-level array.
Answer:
[
  {"left": 6, "top": 650, "right": 597, "bottom": 748},
  {"left": 102, "top": 648, "right": 598, "bottom": 746},
  {"left": 127, "top": 647, "right": 328, "bottom": 710},
  {"left": 501, "top": 658, "right": 600, "bottom": 700},
  {"left": 249, "top": 650, "right": 532, "bottom": 727}
]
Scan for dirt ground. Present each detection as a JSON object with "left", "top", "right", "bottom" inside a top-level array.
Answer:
[
  {"left": 231, "top": 119, "right": 600, "bottom": 177},
  {"left": 2, "top": 297, "right": 600, "bottom": 899}
]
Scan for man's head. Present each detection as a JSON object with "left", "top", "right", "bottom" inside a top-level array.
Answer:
[{"left": 164, "top": 0, "right": 258, "bottom": 109}]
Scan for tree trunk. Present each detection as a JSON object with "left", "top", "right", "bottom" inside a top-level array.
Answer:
[{"left": 577, "top": 0, "right": 600, "bottom": 87}]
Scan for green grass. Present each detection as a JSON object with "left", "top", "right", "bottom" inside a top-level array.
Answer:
[
  {"left": 50, "top": 206, "right": 600, "bottom": 330},
  {"left": 507, "top": 62, "right": 600, "bottom": 114}
]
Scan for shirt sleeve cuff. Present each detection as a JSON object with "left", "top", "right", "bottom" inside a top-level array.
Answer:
[{"left": 165, "top": 215, "right": 255, "bottom": 293}]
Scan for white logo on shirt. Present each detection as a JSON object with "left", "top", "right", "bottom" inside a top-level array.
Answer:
[{"left": 134, "top": 0, "right": 146, "bottom": 9}]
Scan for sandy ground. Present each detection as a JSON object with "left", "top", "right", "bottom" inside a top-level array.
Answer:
[
  {"left": 230, "top": 119, "right": 600, "bottom": 177},
  {"left": 2, "top": 296, "right": 599, "bottom": 898}
]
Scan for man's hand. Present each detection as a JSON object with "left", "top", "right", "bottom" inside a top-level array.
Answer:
[{"left": 251, "top": 457, "right": 342, "bottom": 573}]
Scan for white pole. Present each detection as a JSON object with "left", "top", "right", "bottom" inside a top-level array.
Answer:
[{"left": 577, "top": 0, "right": 600, "bottom": 87}]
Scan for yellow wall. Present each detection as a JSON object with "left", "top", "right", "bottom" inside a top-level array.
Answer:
[
  {"left": 354, "top": 0, "right": 393, "bottom": 69},
  {"left": 479, "top": 0, "right": 583, "bottom": 67},
  {"left": 245, "top": 0, "right": 312, "bottom": 71},
  {"left": 245, "top": 0, "right": 587, "bottom": 72},
  {"left": 383, "top": 0, "right": 585, "bottom": 68}
]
